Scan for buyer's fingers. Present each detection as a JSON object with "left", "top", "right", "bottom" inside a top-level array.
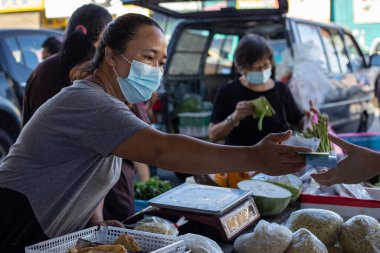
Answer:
[
  {"left": 311, "top": 169, "right": 341, "bottom": 186},
  {"left": 328, "top": 134, "right": 355, "bottom": 153}
]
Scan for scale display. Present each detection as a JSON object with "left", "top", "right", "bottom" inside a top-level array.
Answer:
[
  {"left": 149, "top": 183, "right": 252, "bottom": 215},
  {"left": 221, "top": 198, "right": 259, "bottom": 238}
]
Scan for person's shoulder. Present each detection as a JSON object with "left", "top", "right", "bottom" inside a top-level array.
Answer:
[{"left": 34, "top": 53, "right": 61, "bottom": 72}]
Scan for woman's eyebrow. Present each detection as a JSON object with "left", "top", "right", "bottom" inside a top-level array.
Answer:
[{"left": 142, "top": 49, "right": 167, "bottom": 59}]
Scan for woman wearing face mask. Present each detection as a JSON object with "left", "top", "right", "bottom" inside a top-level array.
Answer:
[
  {"left": 0, "top": 14, "right": 310, "bottom": 252},
  {"left": 208, "top": 34, "right": 312, "bottom": 187}
]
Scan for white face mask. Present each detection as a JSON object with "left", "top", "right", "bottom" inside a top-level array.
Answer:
[
  {"left": 246, "top": 67, "right": 272, "bottom": 85},
  {"left": 113, "top": 54, "right": 163, "bottom": 103}
]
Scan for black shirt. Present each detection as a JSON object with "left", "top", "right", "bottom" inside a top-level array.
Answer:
[{"left": 211, "top": 79, "right": 303, "bottom": 146}]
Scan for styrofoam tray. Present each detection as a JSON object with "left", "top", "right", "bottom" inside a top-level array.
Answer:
[{"left": 25, "top": 226, "right": 187, "bottom": 253}]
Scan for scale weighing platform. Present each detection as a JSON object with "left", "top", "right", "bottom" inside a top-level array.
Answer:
[{"left": 144, "top": 183, "right": 260, "bottom": 242}]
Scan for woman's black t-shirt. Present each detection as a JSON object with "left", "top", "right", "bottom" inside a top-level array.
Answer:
[{"left": 211, "top": 80, "right": 303, "bottom": 146}]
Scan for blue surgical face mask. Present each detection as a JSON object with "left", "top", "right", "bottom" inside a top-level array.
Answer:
[
  {"left": 246, "top": 67, "right": 272, "bottom": 85},
  {"left": 113, "top": 54, "right": 163, "bottom": 103}
]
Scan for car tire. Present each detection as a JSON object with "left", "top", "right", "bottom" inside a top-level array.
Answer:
[{"left": 0, "top": 129, "right": 13, "bottom": 162}]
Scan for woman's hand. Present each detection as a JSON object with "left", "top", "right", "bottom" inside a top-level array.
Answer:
[
  {"left": 231, "top": 101, "right": 254, "bottom": 123},
  {"left": 252, "top": 130, "right": 311, "bottom": 175},
  {"left": 304, "top": 100, "right": 319, "bottom": 119},
  {"left": 312, "top": 134, "right": 380, "bottom": 185}
]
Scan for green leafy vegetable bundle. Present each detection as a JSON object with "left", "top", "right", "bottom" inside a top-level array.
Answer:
[
  {"left": 134, "top": 176, "right": 172, "bottom": 200},
  {"left": 299, "top": 114, "right": 332, "bottom": 152}
]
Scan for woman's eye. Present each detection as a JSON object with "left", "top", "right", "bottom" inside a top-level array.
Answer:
[{"left": 146, "top": 56, "right": 154, "bottom": 61}]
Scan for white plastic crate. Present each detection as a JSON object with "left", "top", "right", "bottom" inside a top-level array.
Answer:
[
  {"left": 25, "top": 226, "right": 187, "bottom": 253},
  {"left": 178, "top": 111, "right": 211, "bottom": 138}
]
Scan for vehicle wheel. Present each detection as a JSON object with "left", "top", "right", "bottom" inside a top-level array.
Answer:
[
  {"left": 0, "top": 129, "right": 13, "bottom": 162},
  {"left": 358, "top": 111, "right": 368, "bottom": 132}
]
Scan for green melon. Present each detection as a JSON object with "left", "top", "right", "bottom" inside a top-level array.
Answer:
[
  {"left": 238, "top": 180, "right": 292, "bottom": 216},
  {"left": 253, "top": 173, "right": 303, "bottom": 201}
]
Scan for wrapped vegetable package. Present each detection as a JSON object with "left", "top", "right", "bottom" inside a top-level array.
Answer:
[
  {"left": 134, "top": 216, "right": 179, "bottom": 236},
  {"left": 178, "top": 233, "right": 223, "bottom": 253},
  {"left": 339, "top": 215, "right": 380, "bottom": 253},
  {"left": 234, "top": 220, "right": 293, "bottom": 253},
  {"left": 285, "top": 228, "right": 328, "bottom": 253},
  {"left": 286, "top": 209, "right": 343, "bottom": 245},
  {"left": 326, "top": 245, "right": 345, "bottom": 253}
]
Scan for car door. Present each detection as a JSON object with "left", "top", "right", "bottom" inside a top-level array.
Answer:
[{"left": 288, "top": 18, "right": 375, "bottom": 132}]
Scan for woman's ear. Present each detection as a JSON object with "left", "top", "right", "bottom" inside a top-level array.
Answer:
[{"left": 104, "top": 46, "right": 117, "bottom": 68}]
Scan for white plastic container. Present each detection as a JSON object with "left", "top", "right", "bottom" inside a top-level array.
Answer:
[{"left": 25, "top": 226, "right": 187, "bottom": 253}]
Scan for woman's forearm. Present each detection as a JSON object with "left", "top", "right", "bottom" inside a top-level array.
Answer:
[{"left": 208, "top": 120, "right": 235, "bottom": 142}]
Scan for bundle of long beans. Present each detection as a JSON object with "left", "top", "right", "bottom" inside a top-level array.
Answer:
[{"left": 300, "top": 114, "right": 332, "bottom": 152}]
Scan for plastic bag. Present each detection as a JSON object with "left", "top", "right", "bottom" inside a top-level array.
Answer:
[
  {"left": 286, "top": 42, "right": 338, "bottom": 111},
  {"left": 283, "top": 134, "right": 320, "bottom": 152},
  {"left": 339, "top": 215, "right": 380, "bottom": 253},
  {"left": 134, "top": 216, "right": 187, "bottom": 236},
  {"left": 234, "top": 220, "right": 293, "bottom": 253},
  {"left": 178, "top": 233, "right": 223, "bottom": 253},
  {"left": 335, "top": 183, "right": 374, "bottom": 200},
  {"left": 286, "top": 228, "right": 328, "bottom": 253},
  {"left": 286, "top": 208, "right": 343, "bottom": 245}
]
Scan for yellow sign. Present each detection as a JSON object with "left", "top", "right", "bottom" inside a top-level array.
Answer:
[{"left": 0, "top": 0, "right": 44, "bottom": 13}]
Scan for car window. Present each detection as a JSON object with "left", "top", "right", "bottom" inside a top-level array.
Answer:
[
  {"left": 4, "top": 37, "right": 23, "bottom": 65},
  {"left": 329, "top": 30, "right": 349, "bottom": 73},
  {"left": 320, "top": 28, "right": 341, "bottom": 74},
  {"left": 267, "top": 39, "right": 287, "bottom": 64},
  {"left": 18, "top": 35, "right": 47, "bottom": 69},
  {"left": 205, "top": 33, "right": 238, "bottom": 75},
  {"left": 4, "top": 34, "right": 51, "bottom": 70},
  {"left": 295, "top": 22, "right": 328, "bottom": 71},
  {"left": 168, "top": 29, "right": 209, "bottom": 75},
  {"left": 344, "top": 33, "right": 365, "bottom": 72}
]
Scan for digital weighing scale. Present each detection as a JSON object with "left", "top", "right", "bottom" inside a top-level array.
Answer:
[{"left": 144, "top": 183, "right": 260, "bottom": 242}]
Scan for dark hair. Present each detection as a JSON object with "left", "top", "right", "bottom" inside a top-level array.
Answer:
[
  {"left": 61, "top": 3, "right": 112, "bottom": 73},
  {"left": 42, "top": 36, "right": 62, "bottom": 54},
  {"left": 234, "top": 34, "right": 273, "bottom": 71},
  {"left": 71, "top": 13, "right": 163, "bottom": 80}
]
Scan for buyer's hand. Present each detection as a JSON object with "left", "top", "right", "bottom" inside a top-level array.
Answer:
[
  {"left": 304, "top": 100, "right": 319, "bottom": 118},
  {"left": 312, "top": 134, "right": 380, "bottom": 185},
  {"left": 232, "top": 101, "right": 254, "bottom": 122},
  {"left": 253, "top": 130, "right": 311, "bottom": 175}
]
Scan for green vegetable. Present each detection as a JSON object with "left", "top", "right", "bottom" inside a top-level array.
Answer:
[
  {"left": 134, "top": 176, "right": 172, "bottom": 200},
  {"left": 238, "top": 180, "right": 292, "bottom": 216},
  {"left": 251, "top": 97, "right": 276, "bottom": 131},
  {"left": 299, "top": 114, "right": 332, "bottom": 152}
]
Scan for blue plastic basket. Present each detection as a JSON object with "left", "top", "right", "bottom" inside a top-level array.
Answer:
[{"left": 338, "top": 132, "right": 380, "bottom": 151}]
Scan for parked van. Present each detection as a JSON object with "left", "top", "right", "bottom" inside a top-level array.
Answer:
[
  {"left": 0, "top": 29, "right": 64, "bottom": 160},
  {"left": 126, "top": 0, "right": 380, "bottom": 136}
]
